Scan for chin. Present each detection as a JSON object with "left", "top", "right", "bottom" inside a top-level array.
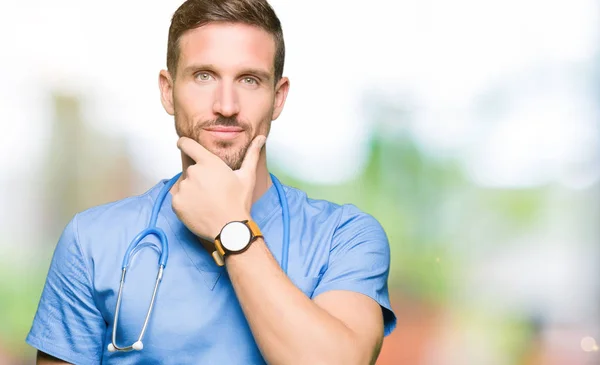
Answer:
[
  {"left": 209, "top": 145, "right": 245, "bottom": 169},
  {"left": 209, "top": 142, "right": 238, "bottom": 157}
]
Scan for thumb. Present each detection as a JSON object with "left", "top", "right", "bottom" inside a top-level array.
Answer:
[{"left": 238, "top": 135, "right": 266, "bottom": 176}]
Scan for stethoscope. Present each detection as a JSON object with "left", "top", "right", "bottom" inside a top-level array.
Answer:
[{"left": 108, "top": 172, "right": 291, "bottom": 353}]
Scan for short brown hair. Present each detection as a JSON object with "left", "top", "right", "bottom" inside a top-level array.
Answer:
[{"left": 167, "top": 0, "right": 285, "bottom": 83}]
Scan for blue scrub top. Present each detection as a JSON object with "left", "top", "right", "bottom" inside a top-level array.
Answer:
[{"left": 27, "top": 176, "right": 396, "bottom": 364}]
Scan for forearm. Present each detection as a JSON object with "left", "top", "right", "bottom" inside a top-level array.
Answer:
[{"left": 225, "top": 238, "right": 361, "bottom": 365}]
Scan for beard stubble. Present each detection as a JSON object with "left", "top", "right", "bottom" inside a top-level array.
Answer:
[{"left": 175, "top": 115, "right": 267, "bottom": 170}]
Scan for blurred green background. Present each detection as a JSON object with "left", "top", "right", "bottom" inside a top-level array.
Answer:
[{"left": 1, "top": 1, "right": 599, "bottom": 364}]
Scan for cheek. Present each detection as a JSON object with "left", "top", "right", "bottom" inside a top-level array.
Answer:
[
  {"left": 174, "top": 83, "right": 214, "bottom": 116},
  {"left": 239, "top": 90, "right": 274, "bottom": 122}
]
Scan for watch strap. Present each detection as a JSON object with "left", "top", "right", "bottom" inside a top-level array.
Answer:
[
  {"left": 245, "top": 220, "right": 263, "bottom": 240},
  {"left": 211, "top": 250, "right": 225, "bottom": 266}
]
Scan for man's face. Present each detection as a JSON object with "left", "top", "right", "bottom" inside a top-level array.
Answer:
[{"left": 160, "top": 22, "right": 289, "bottom": 170}]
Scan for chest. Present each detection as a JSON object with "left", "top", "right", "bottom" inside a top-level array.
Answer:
[
  {"left": 97, "top": 249, "right": 265, "bottom": 363},
  {"left": 95, "top": 250, "right": 322, "bottom": 363},
  {"left": 92, "top": 211, "right": 331, "bottom": 363}
]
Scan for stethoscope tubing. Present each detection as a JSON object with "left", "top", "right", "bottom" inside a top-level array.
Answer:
[{"left": 109, "top": 172, "right": 290, "bottom": 353}]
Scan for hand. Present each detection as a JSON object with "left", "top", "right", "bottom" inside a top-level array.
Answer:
[{"left": 171, "top": 135, "right": 266, "bottom": 240}]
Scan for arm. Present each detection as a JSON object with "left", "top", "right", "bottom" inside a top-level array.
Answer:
[
  {"left": 226, "top": 237, "right": 384, "bottom": 365},
  {"left": 172, "top": 137, "right": 395, "bottom": 364}
]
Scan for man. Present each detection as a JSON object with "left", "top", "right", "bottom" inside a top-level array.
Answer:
[{"left": 27, "top": 0, "right": 396, "bottom": 364}]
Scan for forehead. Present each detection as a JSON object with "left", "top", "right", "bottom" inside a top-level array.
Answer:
[{"left": 177, "top": 22, "right": 276, "bottom": 74}]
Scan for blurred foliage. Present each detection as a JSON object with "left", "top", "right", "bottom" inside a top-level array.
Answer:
[
  {"left": 276, "top": 129, "right": 546, "bottom": 303},
  {"left": 275, "top": 133, "right": 463, "bottom": 304},
  {"left": 0, "top": 250, "right": 50, "bottom": 359}
]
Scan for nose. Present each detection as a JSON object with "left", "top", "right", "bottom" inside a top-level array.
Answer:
[{"left": 212, "top": 81, "right": 240, "bottom": 117}]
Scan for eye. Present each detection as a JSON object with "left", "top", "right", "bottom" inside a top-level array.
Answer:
[
  {"left": 196, "top": 72, "right": 212, "bottom": 81},
  {"left": 242, "top": 77, "right": 258, "bottom": 85}
]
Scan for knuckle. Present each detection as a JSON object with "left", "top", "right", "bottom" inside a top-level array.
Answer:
[
  {"left": 177, "top": 138, "right": 187, "bottom": 150},
  {"left": 186, "top": 166, "right": 198, "bottom": 179}
]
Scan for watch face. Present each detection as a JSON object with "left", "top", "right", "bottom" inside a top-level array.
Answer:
[{"left": 220, "top": 221, "right": 251, "bottom": 252}]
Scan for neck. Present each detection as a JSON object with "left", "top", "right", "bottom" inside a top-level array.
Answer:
[
  {"left": 251, "top": 148, "right": 272, "bottom": 203},
  {"left": 174, "top": 147, "right": 272, "bottom": 205}
]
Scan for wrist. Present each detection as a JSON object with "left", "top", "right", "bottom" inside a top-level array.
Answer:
[
  {"left": 224, "top": 236, "right": 265, "bottom": 263},
  {"left": 212, "top": 211, "right": 251, "bottom": 239},
  {"left": 211, "top": 217, "right": 262, "bottom": 267}
]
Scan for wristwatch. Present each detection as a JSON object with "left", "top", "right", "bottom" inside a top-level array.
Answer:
[{"left": 211, "top": 220, "right": 263, "bottom": 266}]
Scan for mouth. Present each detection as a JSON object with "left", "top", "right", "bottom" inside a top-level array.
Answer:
[{"left": 203, "top": 126, "right": 244, "bottom": 141}]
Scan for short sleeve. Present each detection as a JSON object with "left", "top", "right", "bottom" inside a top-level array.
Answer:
[
  {"left": 26, "top": 215, "right": 105, "bottom": 364},
  {"left": 312, "top": 205, "right": 397, "bottom": 336}
]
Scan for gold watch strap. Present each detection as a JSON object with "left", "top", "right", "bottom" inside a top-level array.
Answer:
[
  {"left": 246, "top": 220, "right": 263, "bottom": 239},
  {"left": 214, "top": 237, "right": 226, "bottom": 257}
]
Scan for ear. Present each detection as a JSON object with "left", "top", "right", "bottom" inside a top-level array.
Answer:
[
  {"left": 272, "top": 76, "right": 290, "bottom": 120},
  {"left": 159, "top": 69, "right": 175, "bottom": 116}
]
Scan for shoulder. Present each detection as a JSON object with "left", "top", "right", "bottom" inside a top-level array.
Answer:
[
  {"left": 284, "top": 185, "right": 387, "bottom": 245},
  {"left": 69, "top": 181, "right": 162, "bottom": 248},
  {"left": 75, "top": 188, "right": 153, "bottom": 227},
  {"left": 284, "top": 186, "right": 343, "bottom": 218}
]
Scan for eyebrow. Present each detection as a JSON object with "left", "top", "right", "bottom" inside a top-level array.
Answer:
[{"left": 183, "top": 64, "right": 273, "bottom": 82}]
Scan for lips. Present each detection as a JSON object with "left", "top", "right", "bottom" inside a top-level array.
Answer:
[
  {"left": 204, "top": 126, "right": 243, "bottom": 132},
  {"left": 204, "top": 126, "right": 244, "bottom": 140}
]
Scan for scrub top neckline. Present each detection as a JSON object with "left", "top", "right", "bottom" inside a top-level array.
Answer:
[{"left": 147, "top": 175, "right": 284, "bottom": 273}]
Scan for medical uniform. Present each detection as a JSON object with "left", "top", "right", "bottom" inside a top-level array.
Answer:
[{"left": 26, "top": 177, "right": 397, "bottom": 364}]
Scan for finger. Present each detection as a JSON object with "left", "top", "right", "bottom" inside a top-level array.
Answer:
[
  {"left": 238, "top": 135, "right": 266, "bottom": 175},
  {"left": 177, "top": 137, "right": 214, "bottom": 163}
]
